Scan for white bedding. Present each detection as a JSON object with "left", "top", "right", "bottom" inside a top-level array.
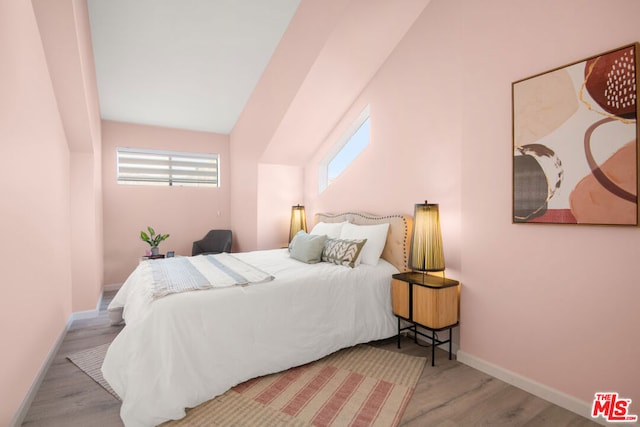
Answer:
[{"left": 103, "top": 248, "right": 398, "bottom": 427}]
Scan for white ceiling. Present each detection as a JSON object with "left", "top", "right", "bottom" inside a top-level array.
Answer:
[{"left": 87, "top": 0, "right": 301, "bottom": 134}]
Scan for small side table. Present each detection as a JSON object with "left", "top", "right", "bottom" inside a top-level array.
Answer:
[{"left": 391, "top": 272, "right": 460, "bottom": 366}]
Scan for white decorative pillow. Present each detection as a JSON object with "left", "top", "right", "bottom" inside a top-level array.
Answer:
[
  {"left": 309, "top": 221, "right": 347, "bottom": 239},
  {"left": 288, "top": 231, "right": 327, "bottom": 264},
  {"left": 339, "top": 222, "right": 389, "bottom": 265},
  {"left": 321, "top": 238, "right": 367, "bottom": 268}
]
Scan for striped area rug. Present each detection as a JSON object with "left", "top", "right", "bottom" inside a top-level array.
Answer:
[
  {"left": 68, "top": 344, "right": 425, "bottom": 427},
  {"left": 66, "top": 343, "right": 119, "bottom": 399}
]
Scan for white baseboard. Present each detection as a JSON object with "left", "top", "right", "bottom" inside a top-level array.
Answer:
[
  {"left": 9, "top": 316, "right": 73, "bottom": 427},
  {"left": 71, "top": 292, "right": 103, "bottom": 321},
  {"left": 456, "top": 351, "right": 610, "bottom": 426},
  {"left": 10, "top": 290, "right": 108, "bottom": 426}
]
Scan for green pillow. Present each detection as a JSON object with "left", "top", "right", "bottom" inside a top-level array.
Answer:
[{"left": 289, "top": 231, "right": 328, "bottom": 264}]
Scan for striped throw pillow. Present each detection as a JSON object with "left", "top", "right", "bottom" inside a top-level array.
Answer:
[{"left": 321, "top": 238, "right": 367, "bottom": 268}]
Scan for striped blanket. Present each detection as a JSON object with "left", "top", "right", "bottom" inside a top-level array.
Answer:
[{"left": 146, "top": 253, "right": 274, "bottom": 299}]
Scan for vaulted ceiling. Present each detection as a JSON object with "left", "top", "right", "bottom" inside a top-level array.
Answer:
[
  {"left": 34, "top": 0, "right": 430, "bottom": 167},
  {"left": 87, "top": 0, "right": 301, "bottom": 134}
]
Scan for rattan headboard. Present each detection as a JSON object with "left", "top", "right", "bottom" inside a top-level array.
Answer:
[{"left": 314, "top": 212, "right": 413, "bottom": 272}]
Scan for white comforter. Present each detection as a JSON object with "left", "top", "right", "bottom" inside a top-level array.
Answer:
[{"left": 102, "top": 249, "right": 398, "bottom": 427}]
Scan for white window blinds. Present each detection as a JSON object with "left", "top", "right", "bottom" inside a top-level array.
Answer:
[{"left": 117, "top": 147, "right": 219, "bottom": 187}]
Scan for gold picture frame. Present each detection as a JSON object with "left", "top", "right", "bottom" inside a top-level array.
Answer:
[{"left": 512, "top": 43, "right": 639, "bottom": 225}]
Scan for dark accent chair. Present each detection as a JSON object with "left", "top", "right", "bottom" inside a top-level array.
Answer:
[{"left": 192, "top": 230, "right": 232, "bottom": 256}]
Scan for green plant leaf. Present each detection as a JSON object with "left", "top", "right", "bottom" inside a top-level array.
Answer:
[{"left": 141, "top": 227, "right": 169, "bottom": 247}]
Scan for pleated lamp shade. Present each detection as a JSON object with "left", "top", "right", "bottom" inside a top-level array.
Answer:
[
  {"left": 409, "top": 202, "right": 445, "bottom": 272},
  {"left": 289, "top": 205, "right": 308, "bottom": 242}
]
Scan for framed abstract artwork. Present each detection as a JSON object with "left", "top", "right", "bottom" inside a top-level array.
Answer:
[{"left": 512, "top": 43, "right": 639, "bottom": 225}]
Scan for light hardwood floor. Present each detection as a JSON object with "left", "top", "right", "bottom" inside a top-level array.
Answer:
[{"left": 22, "top": 291, "right": 599, "bottom": 427}]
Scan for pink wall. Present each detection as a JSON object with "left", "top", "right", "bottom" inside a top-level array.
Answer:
[
  {"left": 33, "top": 0, "right": 104, "bottom": 312},
  {"left": 231, "top": 0, "right": 349, "bottom": 252},
  {"left": 70, "top": 152, "right": 103, "bottom": 310},
  {"left": 237, "top": 0, "right": 640, "bottom": 417},
  {"left": 457, "top": 0, "right": 640, "bottom": 408},
  {"left": 256, "top": 164, "right": 304, "bottom": 249},
  {"left": 102, "top": 120, "right": 231, "bottom": 285},
  {"left": 71, "top": 0, "right": 104, "bottom": 313},
  {"left": 0, "top": 1, "right": 73, "bottom": 425},
  {"left": 231, "top": 0, "right": 429, "bottom": 252}
]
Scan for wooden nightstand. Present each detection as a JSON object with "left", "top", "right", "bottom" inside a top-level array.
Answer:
[{"left": 391, "top": 271, "right": 460, "bottom": 366}]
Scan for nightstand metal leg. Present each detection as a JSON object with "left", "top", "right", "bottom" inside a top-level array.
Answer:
[{"left": 431, "top": 331, "right": 435, "bottom": 366}]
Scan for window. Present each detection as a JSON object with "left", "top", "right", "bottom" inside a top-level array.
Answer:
[
  {"left": 117, "top": 147, "right": 219, "bottom": 187},
  {"left": 319, "top": 106, "right": 370, "bottom": 192}
]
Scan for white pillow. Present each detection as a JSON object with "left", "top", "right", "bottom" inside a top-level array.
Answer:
[
  {"left": 339, "top": 222, "right": 389, "bottom": 265},
  {"left": 309, "top": 221, "right": 347, "bottom": 239}
]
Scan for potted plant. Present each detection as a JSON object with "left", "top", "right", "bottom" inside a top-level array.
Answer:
[{"left": 140, "top": 226, "right": 170, "bottom": 256}]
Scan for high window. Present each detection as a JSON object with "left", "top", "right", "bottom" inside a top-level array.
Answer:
[
  {"left": 117, "top": 147, "right": 219, "bottom": 187},
  {"left": 319, "top": 106, "right": 370, "bottom": 192}
]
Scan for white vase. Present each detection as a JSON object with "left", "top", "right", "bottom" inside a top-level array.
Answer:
[{"left": 151, "top": 247, "right": 160, "bottom": 256}]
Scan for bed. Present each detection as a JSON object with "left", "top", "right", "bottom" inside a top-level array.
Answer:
[{"left": 102, "top": 212, "right": 412, "bottom": 427}]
